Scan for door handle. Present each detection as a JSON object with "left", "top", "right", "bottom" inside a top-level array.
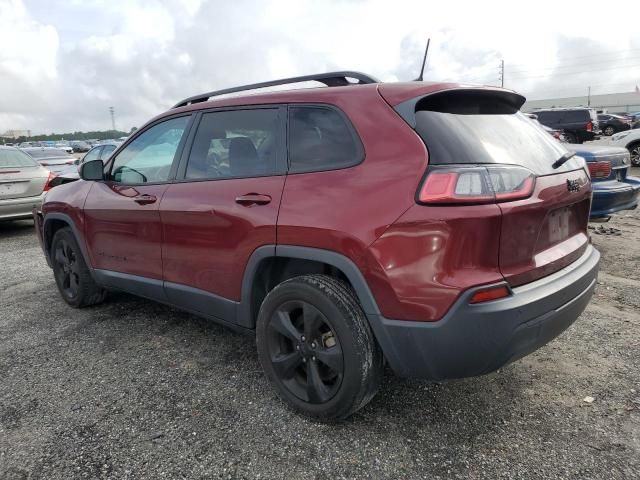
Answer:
[
  {"left": 134, "top": 194, "right": 157, "bottom": 205},
  {"left": 235, "top": 193, "right": 272, "bottom": 206}
]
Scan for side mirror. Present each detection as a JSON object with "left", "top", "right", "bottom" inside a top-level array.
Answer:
[{"left": 79, "top": 159, "right": 104, "bottom": 181}]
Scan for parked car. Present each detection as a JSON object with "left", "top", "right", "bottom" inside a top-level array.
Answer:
[
  {"left": 609, "top": 129, "right": 640, "bottom": 166},
  {"left": 50, "top": 143, "right": 120, "bottom": 187},
  {"left": 597, "top": 114, "right": 631, "bottom": 136},
  {"left": 0, "top": 146, "right": 55, "bottom": 221},
  {"left": 533, "top": 107, "right": 600, "bottom": 143},
  {"left": 22, "top": 147, "right": 77, "bottom": 174},
  {"left": 566, "top": 144, "right": 640, "bottom": 218},
  {"left": 70, "top": 141, "right": 91, "bottom": 153},
  {"left": 526, "top": 114, "right": 566, "bottom": 142},
  {"left": 33, "top": 72, "right": 600, "bottom": 420},
  {"left": 54, "top": 142, "right": 74, "bottom": 154}
]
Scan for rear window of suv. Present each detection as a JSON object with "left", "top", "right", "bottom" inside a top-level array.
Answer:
[
  {"left": 288, "top": 106, "right": 362, "bottom": 173},
  {"left": 413, "top": 92, "right": 584, "bottom": 175}
]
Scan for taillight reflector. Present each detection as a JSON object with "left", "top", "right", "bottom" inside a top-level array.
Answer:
[
  {"left": 469, "top": 285, "right": 510, "bottom": 304},
  {"left": 43, "top": 172, "right": 56, "bottom": 192},
  {"left": 587, "top": 161, "right": 611, "bottom": 179}
]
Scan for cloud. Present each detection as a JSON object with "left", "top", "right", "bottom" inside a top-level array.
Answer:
[{"left": 2, "top": 0, "right": 640, "bottom": 134}]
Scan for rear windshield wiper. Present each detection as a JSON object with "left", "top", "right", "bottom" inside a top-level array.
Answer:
[{"left": 552, "top": 151, "right": 576, "bottom": 169}]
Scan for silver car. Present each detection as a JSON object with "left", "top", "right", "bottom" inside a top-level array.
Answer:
[
  {"left": 0, "top": 146, "right": 52, "bottom": 221},
  {"left": 21, "top": 147, "right": 77, "bottom": 174}
]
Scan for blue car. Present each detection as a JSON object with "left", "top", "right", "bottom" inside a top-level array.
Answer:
[{"left": 566, "top": 144, "right": 640, "bottom": 219}]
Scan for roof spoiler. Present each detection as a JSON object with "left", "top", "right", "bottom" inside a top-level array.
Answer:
[{"left": 394, "top": 88, "right": 527, "bottom": 128}]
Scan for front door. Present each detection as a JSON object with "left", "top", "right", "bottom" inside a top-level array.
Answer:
[
  {"left": 160, "top": 107, "right": 286, "bottom": 325},
  {"left": 84, "top": 115, "right": 192, "bottom": 284}
]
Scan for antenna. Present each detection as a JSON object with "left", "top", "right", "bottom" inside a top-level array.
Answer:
[{"left": 415, "top": 38, "right": 431, "bottom": 81}]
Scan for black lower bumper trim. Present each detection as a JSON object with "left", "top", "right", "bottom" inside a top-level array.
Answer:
[{"left": 367, "top": 245, "right": 600, "bottom": 380}]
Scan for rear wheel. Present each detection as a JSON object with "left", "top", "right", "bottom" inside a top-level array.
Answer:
[
  {"left": 604, "top": 126, "right": 615, "bottom": 136},
  {"left": 51, "top": 228, "right": 106, "bottom": 308},
  {"left": 629, "top": 142, "right": 640, "bottom": 167},
  {"left": 564, "top": 132, "right": 578, "bottom": 143},
  {"left": 256, "top": 274, "right": 383, "bottom": 421}
]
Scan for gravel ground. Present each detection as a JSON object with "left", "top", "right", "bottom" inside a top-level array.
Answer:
[{"left": 1, "top": 170, "right": 640, "bottom": 479}]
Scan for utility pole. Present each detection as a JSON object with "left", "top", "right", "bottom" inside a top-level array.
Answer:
[
  {"left": 109, "top": 106, "right": 116, "bottom": 131},
  {"left": 587, "top": 86, "right": 591, "bottom": 107},
  {"left": 499, "top": 59, "right": 504, "bottom": 88}
]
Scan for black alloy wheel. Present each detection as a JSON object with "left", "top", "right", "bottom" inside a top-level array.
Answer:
[
  {"left": 267, "top": 300, "right": 343, "bottom": 404},
  {"left": 53, "top": 237, "right": 81, "bottom": 301}
]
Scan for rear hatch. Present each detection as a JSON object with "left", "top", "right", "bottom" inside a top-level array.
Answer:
[
  {"left": 0, "top": 149, "right": 48, "bottom": 200},
  {"left": 382, "top": 87, "right": 592, "bottom": 286}
]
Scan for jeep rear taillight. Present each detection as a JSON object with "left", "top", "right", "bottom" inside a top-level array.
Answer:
[
  {"left": 586, "top": 121, "right": 593, "bottom": 132},
  {"left": 587, "top": 161, "right": 611, "bottom": 179},
  {"left": 417, "top": 165, "right": 535, "bottom": 205}
]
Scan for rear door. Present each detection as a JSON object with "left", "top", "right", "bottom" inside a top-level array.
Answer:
[
  {"left": 160, "top": 107, "right": 286, "bottom": 325},
  {"left": 404, "top": 90, "right": 592, "bottom": 286},
  {"left": 84, "top": 115, "right": 192, "bottom": 282},
  {"left": 0, "top": 148, "right": 47, "bottom": 200}
]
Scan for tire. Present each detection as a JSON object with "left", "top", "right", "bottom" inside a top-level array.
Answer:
[
  {"left": 629, "top": 142, "right": 640, "bottom": 167},
  {"left": 564, "top": 132, "right": 578, "bottom": 144},
  {"left": 604, "top": 126, "right": 615, "bottom": 136},
  {"left": 51, "top": 227, "right": 106, "bottom": 308},
  {"left": 256, "top": 274, "right": 383, "bottom": 421}
]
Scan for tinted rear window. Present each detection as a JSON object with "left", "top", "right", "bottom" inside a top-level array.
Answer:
[
  {"left": 563, "top": 110, "right": 589, "bottom": 122},
  {"left": 288, "top": 106, "right": 362, "bottom": 173},
  {"left": 414, "top": 108, "right": 584, "bottom": 175},
  {"left": 0, "top": 149, "right": 38, "bottom": 168}
]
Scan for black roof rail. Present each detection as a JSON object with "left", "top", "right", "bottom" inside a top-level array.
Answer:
[{"left": 172, "top": 71, "right": 379, "bottom": 108}]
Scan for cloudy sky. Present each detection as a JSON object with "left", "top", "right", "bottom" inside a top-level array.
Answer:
[{"left": 1, "top": 0, "right": 639, "bottom": 134}]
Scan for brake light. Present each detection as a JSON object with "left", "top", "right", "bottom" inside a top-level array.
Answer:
[
  {"left": 469, "top": 285, "right": 510, "bottom": 304},
  {"left": 587, "top": 161, "right": 611, "bottom": 179},
  {"left": 418, "top": 166, "right": 536, "bottom": 205},
  {"left": 586, "top": 121, "right": 593, "bottom": 132},
  {"left": 43, "top": 172, "right": 56, "bottom": 192}
]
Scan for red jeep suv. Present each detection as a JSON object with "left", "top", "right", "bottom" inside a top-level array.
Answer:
[{"left": 35, "top": 72, "right": 600, "bottom": 420}]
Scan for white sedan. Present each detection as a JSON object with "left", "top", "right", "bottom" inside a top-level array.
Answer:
[{"left": 609, "top": 129, "right": 640, "bottom": 166}]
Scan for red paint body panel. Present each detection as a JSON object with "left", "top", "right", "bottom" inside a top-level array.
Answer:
[
  {"left": 276, "top": 87, "right": 427, "bottom": 276},
  {"left": 366, "top": 204, "right": 504, "bottom": 321},
  {"left": 160, "top": 176, "right": 285, "bottom": 300},
  {"left": 41, "top": 179, "right": 93, "bottom": 251},
  {"left": 83, "top": 182, "right": 168, "bottom": 279},
  {"left": 497, "top": 169, "right": 592, "bottom": 286}
]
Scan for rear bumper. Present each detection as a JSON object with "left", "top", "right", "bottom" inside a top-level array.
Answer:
[
  {"left": 590, "top": 176, "right": 640, "bottom": 218},
  {"left": 367, "top": 245, "right": 600, "bottom": 380},
  {"left": 0, "top": 193, "right": 45, "bottom": 221}
]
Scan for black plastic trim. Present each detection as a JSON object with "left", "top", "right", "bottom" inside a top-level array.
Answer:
[
  {"left": 367, "top": 245, "right": 600, "bottom": 380},
  {"left": 165, "top": 280, "right": 237, "bottom": 323},
  {"left": 172, "top": 71, "right": 379, "bottom": 108},
  {"left": 42, "top": 212, "right": 94, "bottom": 279},
  {"left": 94, "top": 269, "right": 166, "bottom": 301}
]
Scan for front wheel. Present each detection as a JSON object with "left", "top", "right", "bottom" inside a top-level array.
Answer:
[
  {"left": 604, "top": 126, "right": 615, "bottom": 136},
  {"left": 256, "top": 274, "right": 383, "bottom": 421},
  {"left": 51, "top": 228, "right": 106, "bottom": 308},
  {"left": 629, "top": 142, "right": 640, "bottom": 167}
]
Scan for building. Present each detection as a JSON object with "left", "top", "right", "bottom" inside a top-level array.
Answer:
[
  {"left": 1, "top": 129, "right": 31, "bottom": 139},
  {"left": 523, "top": 91, "right": 640, "bottom": 114}
]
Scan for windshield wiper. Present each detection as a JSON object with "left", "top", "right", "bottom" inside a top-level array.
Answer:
[{"left": 552, "top": 151, "right": 576, "bottom": 169}]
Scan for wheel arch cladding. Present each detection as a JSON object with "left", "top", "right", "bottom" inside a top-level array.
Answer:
[
  {"left": 43, "top": 213, "right": 93, "bottom": 275},
  {"left": 239, "top": 245, "right": 382, "bottom": 329}
]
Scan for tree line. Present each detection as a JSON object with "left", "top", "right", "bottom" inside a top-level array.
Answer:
[{"left": 1, "top": 128, "right": 137, "bottom": 144}]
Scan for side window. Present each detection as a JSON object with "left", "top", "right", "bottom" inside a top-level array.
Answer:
[
  {"left": 289, "top": 106, "right": 362, "bottom": 173},
  {"left": 110, "top": 116, "right": 189, "bottom": 184},
  {"left": 100, "top": 145, "right": 116, "bottom": 160},
  {"left": 82, "top": 147, "right": 102, "bottom": 163},
  {"left": 185, "top": 109, "right": 279, "bottom": 180}
]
